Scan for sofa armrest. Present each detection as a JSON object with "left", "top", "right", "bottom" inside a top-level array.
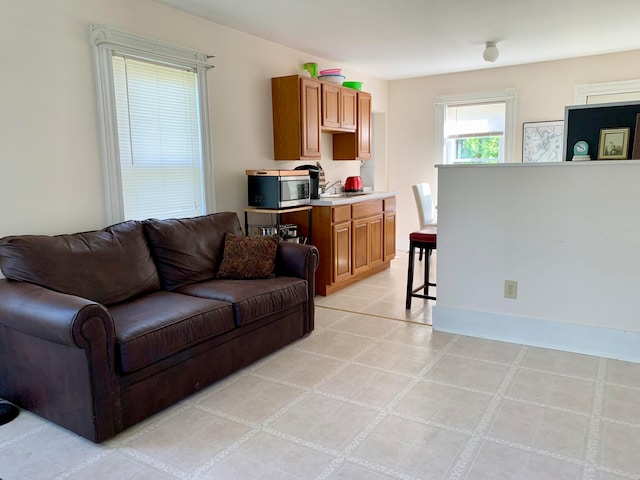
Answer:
[
  {"left": 275, "top": 242, "right": 319, "bottom": 334},
  {"left": 0, "top": 279, "right": 118, "bottom": 442},
  {"left": 276, "top": 242, "right": 319, "bottom": 281},
  {"left": 0, "top": 279, "right": 114, "bottom": 347}
]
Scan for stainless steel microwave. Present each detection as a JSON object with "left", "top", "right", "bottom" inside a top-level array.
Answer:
[{"left": 246, "top": 170, "right": 311, "bottom": 209}]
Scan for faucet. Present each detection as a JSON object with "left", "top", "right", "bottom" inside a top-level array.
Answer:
[{"left": 322, "top": 180, "right": 342, "bottom": 194}]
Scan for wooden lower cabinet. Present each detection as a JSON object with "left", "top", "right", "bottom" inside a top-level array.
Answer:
[
  {"left": 352, "top": 217, "right": 370, "bottom": 276},
  {"left": 332, "top": 221, "right": 352, "bottom": 283},
  {"left": 370, "top": 214, "right": 384, "bottom": 267},
  {"left": 312, "top": 196, "right": 396, "bottom": 296},
  {"left": 384, "top": 211, "right": 396, "bottom": 262}
]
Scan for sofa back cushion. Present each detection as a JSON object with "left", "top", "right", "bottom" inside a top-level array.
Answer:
[
  {"left": 144, "top": 212, "right": 243, "bottom": 291},
  {"left": 0, "top": 221, "right": 161, "bottom": 305}
]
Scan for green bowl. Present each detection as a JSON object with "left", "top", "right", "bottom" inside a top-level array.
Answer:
[{"left": 342, "top": 81, "right": 363, "bottom": 90}]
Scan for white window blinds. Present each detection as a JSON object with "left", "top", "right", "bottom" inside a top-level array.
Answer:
[
  {"left": 445, "top": 102, "right": 506, "bottom": 139},
  {"left": 112, "top": 55, "right": 204, "bottom": 220}
]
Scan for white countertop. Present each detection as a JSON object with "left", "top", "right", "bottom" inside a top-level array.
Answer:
[{"left": 309, "top": 191, "right": 397, "bottom": 206}]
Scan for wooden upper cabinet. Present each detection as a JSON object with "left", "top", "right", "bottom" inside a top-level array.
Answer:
[
  {"left": 321, "top": 83, "right": 341, "bottom": 129},
  {"left": 272, "top": 75, "right": 321, "bottom": 160},
  {"left": 333, "top": 91, "right": 372, "bottom": 160},
  {"left": 321, "top": 84, "right": 357, "bottom": 132},
  {"left": 340, "top": 88, "right": 357, "bottom": 131}
]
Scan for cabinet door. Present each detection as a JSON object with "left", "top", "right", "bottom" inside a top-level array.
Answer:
[
  {"left": 321, "top": 83, "right": 341, "bottom": 129},
  {"left": 384, "top": 211, "right": 396, "bottom": 261},
  {"left": 332, "top": 91, "right": 372, "bottom": 160},
  {"left": 369, "top": 214, "right": 384, "bottom": 267},
  {"left": 352, "top": 217, "right": 370, "bottom": 275},
  {"left": 300, "top": 77, "right": 321, "bottom": 158},
  {"left": 333, "top": 221, "right": 352, "bottom": 283},
  {"left": 357, "top": 91, "right": 372, "bottom": 159},
  {"left": 341, "top": 88, "right": 357, "bottom": 130}
]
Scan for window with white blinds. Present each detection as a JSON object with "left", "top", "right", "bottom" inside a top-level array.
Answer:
[
  {"left": 91, "top": 25, "right": 214, "bottom": 224},
  {"left": 112, "top": 56, "right": 204, "bottom": 220},
  {"left": 435, "top": 89, "right": 516, "bottom": 165}
]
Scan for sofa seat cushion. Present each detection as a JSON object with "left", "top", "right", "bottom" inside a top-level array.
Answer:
[
  {"left": 110, "top": 291, "right": 235, "bottom": 374},
  {"left": 176, "top": 277, "right": 308, "bottom": 327},
  {"left": 0, "top": 221, "right": 160, "bottom": 305}
]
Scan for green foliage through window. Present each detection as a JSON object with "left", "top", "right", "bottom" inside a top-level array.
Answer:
[{"left": 457, "top": 136, "right": 500, "bottom": 160}]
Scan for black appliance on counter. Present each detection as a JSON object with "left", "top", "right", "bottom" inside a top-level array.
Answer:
[
  {"left": 246, "top": 169, "right": 310, "bottom": 209},
  {"left": 295, "top": 164, "right": 320, "bottom": 199}
]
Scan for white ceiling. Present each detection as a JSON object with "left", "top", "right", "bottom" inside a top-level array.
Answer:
[{"left": 155, "top": 0, "right": 640, "bottom": 80}]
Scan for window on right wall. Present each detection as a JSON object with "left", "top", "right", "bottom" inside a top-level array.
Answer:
[{"left": 435, "top": 89, "right": 517, "bottom": 164}]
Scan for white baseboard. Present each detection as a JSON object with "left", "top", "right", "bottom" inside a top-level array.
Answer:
[{"left": 433, "top": 306, "right": 640, "bottom": 363}]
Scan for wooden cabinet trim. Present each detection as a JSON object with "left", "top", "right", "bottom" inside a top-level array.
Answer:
[
  {"left": 352, "top": 199, "right": 383, "bottom": 219},
  {"left": 332, "top": 205, "right": 351, "bottom": 223}
]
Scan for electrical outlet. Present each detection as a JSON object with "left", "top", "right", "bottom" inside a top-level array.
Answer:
[{"left": 504, "top": 280, "right": 518, "bottom": 299}]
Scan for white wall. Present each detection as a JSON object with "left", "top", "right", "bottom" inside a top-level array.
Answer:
[
  {"left": 388, "top": 50, "right": 640, "bottom": 250},
  {"left": 0, "top": 0, "right": 388, "bottom": 238},
  {"left": 435, "top": 162, "right": 640, "bottom": 362}
]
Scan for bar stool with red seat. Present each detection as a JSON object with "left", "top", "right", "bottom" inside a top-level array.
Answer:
[{"left": 405, "top": 226, "right": 437, "bottom": 309}]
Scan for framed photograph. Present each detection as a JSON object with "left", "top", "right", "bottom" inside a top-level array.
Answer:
[
  {"left": 522, "top": 120, "right": 564, "bottom": 163},
  {"left": 598, "top": 127, "right": 630, "bottom": 160}
]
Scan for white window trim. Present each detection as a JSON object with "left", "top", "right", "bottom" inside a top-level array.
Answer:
[
  {"left": 90, "top": 24, "right": 216, "bottom": 224},
  {"left": 575, "top": 79, "right": 640, "bottom": 104},
  {"left": 435, "top": 89, "right": 517, "bottom": 164}
]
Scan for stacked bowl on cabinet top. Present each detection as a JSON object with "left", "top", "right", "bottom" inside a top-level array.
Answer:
[
  {"left": 316, "top": 68, "right": 363, "bottom": 90},
  {"left": 317, "top": 68, "right": 345, "bottom": 84}
]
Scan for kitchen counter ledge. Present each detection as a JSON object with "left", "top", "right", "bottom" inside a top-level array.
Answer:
[{"left": 309, "top": 191, "right": 397, "bottom": 206}]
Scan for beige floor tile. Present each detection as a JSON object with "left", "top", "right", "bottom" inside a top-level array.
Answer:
[
  {"left": 202, "top": 432, "right": 335, "bottom": 480},
  {"left": 328, "top": 312, "right": 400, "bottom": 338},
  {"left": 393, "top": 381, "right": 493, "bottom": 430},
  {"left": 316, "top": 363, "right": 413, "bottom": 408},
  {"left": 325, "top": 461, "right": 397, "bottom": 479},
  {"left": 64, "top": 452, "right": 176, "bottom": 479},
  {"left": 0, "top": 409, "right": 44, "bottom": 444},
  {"left": 161, "top": 406, "right": 252, "bottom": 447},
  {"left": 605, "top": 359, "right": 640, "bottom": 388},
  {"left": 598, "top": 420, "right": 640, "bottom": 473},
  {"left": 253, "top": 349, "right": 343, "bottom": 388},
  {"left": 521, "top": 347, "right": 600, "bottom": 379},
  {"left": 269, "top": 393, "right": 379, "bottom": 450},
  {"left": 197, "top": 376, "right": 303, "bottom": 423},
  {"left": 508, "top": 368, "right": 596, "bottom": 413},
  {"left": 0, "top": 423, "right": 102, "bottom": 479},
  {"left": 314, "top": 306, "right": 351, "bottom": 328},
  {"left": 294, "top": 329, "right": 376, "bottom": 360},
  {"left": 448, "top": 336, "right": 523, "bottom": 364},
  {"left": 462, "top": 440, "right": 583, "bottom": 480},
  {"left": 383, "top": 324, "right": 455, "bottom": 349},
  {"left": 488, "top": 399, "right": 589, "bottom": 460},
  {"left": 360, "top": 298, "right": 431, "bottom": 322},
  {"left": 355, "top": 341, "right": 440, "bottom": 376},
  {"left": 424, "top": 354, "right": 510, "bottom": 393},
  {"left": 353, "top": 415, "right": 469, "bottom": 479},
  {"left": 602, "top": 384, "right": 640, "bottom": 425},
  {"left": 595, "top": 470, "right": 635, "bottom": 480}
]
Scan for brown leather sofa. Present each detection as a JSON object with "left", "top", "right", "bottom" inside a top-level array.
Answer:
[{"left": 0, "top": 212, "right": 318, "bottom": 443}]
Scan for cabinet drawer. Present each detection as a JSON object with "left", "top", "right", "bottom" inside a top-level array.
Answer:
[
  {"left": 352, "top": 200, "right": 382, "bottom": 219},
  {"left": 332, "top": 205, "right": 351, "bottom": 223},
  {"left": 383, "top": 196, "right": 396, "bottom": 211}
]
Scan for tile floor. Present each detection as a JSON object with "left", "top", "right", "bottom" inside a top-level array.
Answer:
[{"left": 1, "top": 253, "right": 639, "bottom": 480}]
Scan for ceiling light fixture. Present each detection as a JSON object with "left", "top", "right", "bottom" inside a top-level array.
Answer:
[{"left": 483, "top": 41, "right": 499, "bottom": 62}]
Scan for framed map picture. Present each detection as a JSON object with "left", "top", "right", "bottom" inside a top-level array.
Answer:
[{"left": 522, "top": 120, "right": 564, "bottom": 163}]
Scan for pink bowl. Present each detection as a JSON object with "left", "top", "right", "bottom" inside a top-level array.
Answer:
[{"left": 319, "top": 68, "right": 341, "bottom": 75}]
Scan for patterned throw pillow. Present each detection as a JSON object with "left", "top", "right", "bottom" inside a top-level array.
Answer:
[{"left": 217, "top": 233, "right": 278, "bottom": 279}]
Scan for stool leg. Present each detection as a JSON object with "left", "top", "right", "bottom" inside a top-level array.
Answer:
[
  {"left": 424, "top": 248, "right": 431, "bottom": 296},
  {"left": 406, "top": 242, "right": 416, "bottom": 309}
]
